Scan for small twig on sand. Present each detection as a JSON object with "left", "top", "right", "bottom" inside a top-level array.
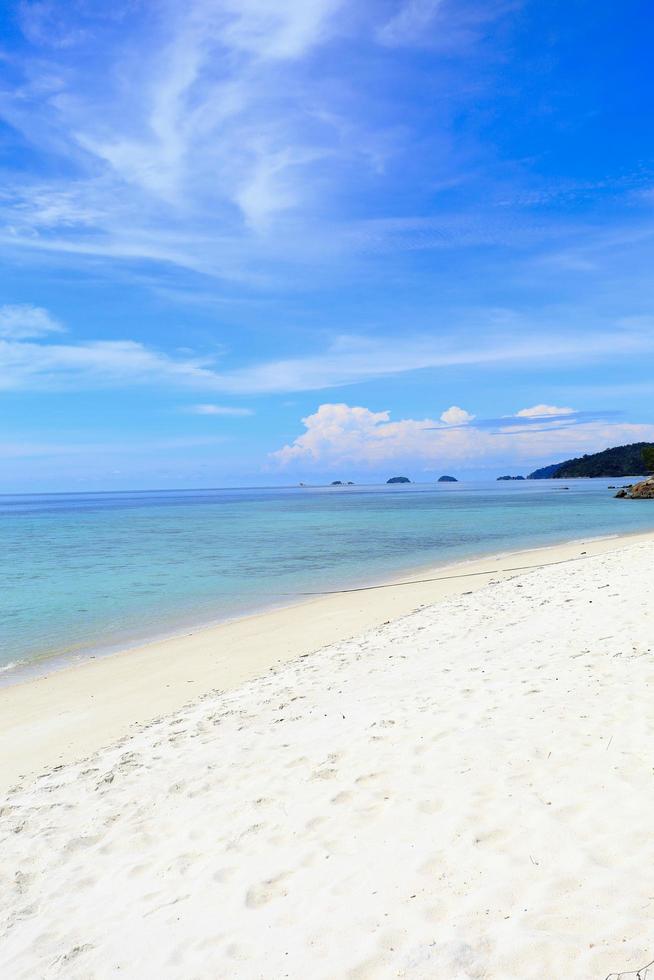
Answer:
[{"left": 605, "top": 957, "right": 654, "bottom": 980}]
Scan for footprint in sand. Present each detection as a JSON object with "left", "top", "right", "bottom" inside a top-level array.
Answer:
[
  {"left": 63, "top": 833, "right": 101, "bottom": 853},
  {"left": 245, "top": 872, "right": 290, "bottom": 908},
  {"left": 417, "top": 798, "right": 443, "bottom": 815},
  {"left": 354, "top": 772, "right": 383, "bottom": 786},
  {"left": 311, "top": 767, "right": 338, "bottom": 781}
]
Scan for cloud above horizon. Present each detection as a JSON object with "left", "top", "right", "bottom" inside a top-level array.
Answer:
[
  {"left": 271, "top": 402, "right": 654, "bottom": 472},
  {"left": 1, "top": 1, "right": 653, "bottom": 491}
]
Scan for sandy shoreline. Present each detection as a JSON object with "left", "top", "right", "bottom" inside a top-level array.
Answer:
[
  {"left": 1, "top": 528, "right": 654, "bottom": 795},
  {"left": 1, "top": 530, "right": 654, "bottom": 977}
]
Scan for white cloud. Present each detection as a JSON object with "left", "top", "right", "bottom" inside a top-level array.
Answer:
[
  {"left": 0, "top": 304, "right": 64, "bottom": 339},
  {"left": 440, "top": 405, "right": 474, "bottom": 425},
  {"left": 377, "top": 0, "right": 446, "bottom": 46},
  {"left": 0, "top": 0, "right": 644, "bottom": 301},
  {"left": 0, "top": 0, "right": 354, "bottom": 276},
  {"left": 376, "top": 0, "right": 513, "bottom": 50},
  {"left": 215, "top": 0, "right": 342, "bottom": 60},
  {"left": 2, "top": 321, "right": 654, "bottom": 394},
  {"left": 0, "top": 338, "right": 223, "bottom": 392},
  {"left": 272, "top": 402, "right": 654, "bottom": 471},
  {"left": 183, "top": 325, "right": 654, "bottom": 394},
  {"left": 17, "top": 1, "right": 90, "bottom": 49},
  {"left": 515, "top": 404, "right": 575, "bottom": 418},
  {"left": 187, "top": 403, "right": 254, "bottom": 416}
]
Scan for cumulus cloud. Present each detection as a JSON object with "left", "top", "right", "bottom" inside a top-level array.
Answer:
[
  {"left": 0, "top": 304, "right": 64, "bottom": 339},
  {"left": 440, "top": 405, "right": 475, "bottom": 425},
  {"left": 271, "top": 402, "right": 654, "bottom": 471},
  {"left": 187, "top": 403, "right": 254, "bottom": 416},
  {"left": 273, "top": 403, "right": 426, "bottom": 465}
]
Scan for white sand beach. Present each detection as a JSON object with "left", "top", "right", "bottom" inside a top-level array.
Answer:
[{"left": 1, "top": 532, "right": 654, "bottom": 978}]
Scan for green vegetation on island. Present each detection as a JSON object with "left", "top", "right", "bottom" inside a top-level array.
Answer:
[
  {"left": 387, "top": 476, "right": 411, "bottom": 484},
  {"left": 529, "top": 442, "right": 654, "bottom": 480}
]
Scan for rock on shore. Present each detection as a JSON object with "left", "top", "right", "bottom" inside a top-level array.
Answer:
[{"left": 615, "top": 476, "right": 654, "bottom": 498}]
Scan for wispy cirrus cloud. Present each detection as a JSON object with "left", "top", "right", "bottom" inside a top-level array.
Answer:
[
  {"left": 377, "top": 0, "right": 446, "bottom": 46},
  {"left": 0, "top": 338, "right": 221, "bottom": 392},
  {"left": 2, "top": 0, "right": 647, "bottom": 304},
  {"left": 0, "top": 304, "right": 64, "bottom": 339},
  {"left": 163, "top": 323, "right": 654, "bottom": 394},
  {"left": 0, "top": 0, "right": 556, "bottom": 289},
  {"left": 186, "top": 403, "right": 254, "bottom": 416},
  {"left": 2, "top": 311, "right": 654, "bottom": 393},
  {"left": 0, "top": 0, "right": 367, "bottom": 281},
  {"left": 376, "top": 0, "right": 514, "bottom": 50},
  {"left": 431, "top": 404, "right": 621, "bottom": 436}
]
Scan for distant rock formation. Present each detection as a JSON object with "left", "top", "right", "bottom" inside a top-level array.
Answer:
[
  {"left": 330, "top": 481, "right": 344, "bottom": 485},
  {"left": 497, "top": 475, "right": 525, "bottom": 481},
  {"left": 387, "top": 476, "right": 410, "bottom": 484},
  {"left": 438, "top": 475, "right": 458, "bottom": 482},
  {"left": 615, "top": 475, "right": 654, "bottom": 499}
]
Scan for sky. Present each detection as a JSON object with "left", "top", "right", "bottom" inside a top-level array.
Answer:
[{"left": 1, "top": 0, "right": 653, "bottom": 491}]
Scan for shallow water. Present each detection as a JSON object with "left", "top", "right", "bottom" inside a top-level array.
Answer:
[{"left": 1, "top": 479, "right": 652, "bottom": 675}]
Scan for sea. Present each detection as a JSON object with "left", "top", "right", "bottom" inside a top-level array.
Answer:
[{"left": 1, "top": 479, "right": 653, "bottom": 680}]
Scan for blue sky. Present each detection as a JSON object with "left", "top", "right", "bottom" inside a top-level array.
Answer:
[{"left": 1, "top": 0, "right": 653, "bottom": 490}]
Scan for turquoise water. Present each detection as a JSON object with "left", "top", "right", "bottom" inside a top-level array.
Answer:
[{"left": 1, "top": 480, "right": 653, "bottom": 678}]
